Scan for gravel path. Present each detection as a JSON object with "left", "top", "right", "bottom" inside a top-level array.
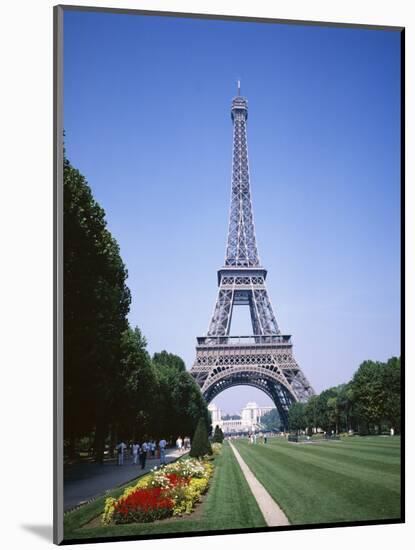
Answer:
[{"left": 229, "top": 442, "right": 290, "bottom": 527}]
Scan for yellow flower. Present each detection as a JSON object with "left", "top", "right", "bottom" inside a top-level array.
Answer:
[{"left": 101, "top": 497, "right": 116, "bottom": 525}]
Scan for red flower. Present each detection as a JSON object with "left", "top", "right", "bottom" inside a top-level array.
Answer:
[
  {"left": 114, "top": 487, "right": 173, "bottom": 517},
  {"left": 165, "top": 473, "right": 189, "bottom": 487}
]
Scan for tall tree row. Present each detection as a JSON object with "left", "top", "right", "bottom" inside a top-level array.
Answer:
[
  {"left": 152, "top": 351, "right": 210, "bottom": 439},
  {"left": 64, "top": 156, "right": 131, "bottom": 459},
  {"left": 288, "top": 357, "right": 401, "bottom": 435},
  {"left": 260, "top": 409, "right": 281, "bottom": 431},
  {"left": 63, "top": 156, "right": 208, "bottom": 461}
]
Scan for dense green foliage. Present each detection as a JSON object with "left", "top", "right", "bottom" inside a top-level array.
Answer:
[
  {"left": 287, "top": 357, "right": 401, "bottom": 435},
  {"left": 288, "top": 403, "right": 307, "bottom": 433},
  {"left": 212, "top": 425, "right": 224, "bottom": 443},
  {"left": 152, "top": 351, "right": 210, "bottom": 440},
  {"left": 64, "top": 156, "right": 208, "bottom": 460},
  {"left": 64, "top": 156, "right": 131, "bottom": 459},
  {"left": 114, "top": 327, "right": 157, "bottom": 441},
  {"left": 351, "top": 357, "right": 401, "bottom": 434},
  {"left": 234, "top": 436, "right": 401, "bottom": 525},
  {"left": 189, "top": 418, "right": 213, "bottom": 458},
  {"left": 260, "top": 408, "right": 281, "bottom": 431}
]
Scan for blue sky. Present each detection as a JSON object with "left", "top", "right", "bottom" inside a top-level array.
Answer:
[{"left": 64, "top": 10, "right": 401, "bottom": 413}]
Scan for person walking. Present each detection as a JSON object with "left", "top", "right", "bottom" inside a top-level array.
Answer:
[
  {"left": 159, "top": 438, "right": 167, "bottom": 466},
  {"left": 176, "top": 436, "right": 183, "bottom": 453},
  {"left": 132, "top": 442, "right": 140, "bottom": 465},
  {"left": 116, "top": 441, "right": 127, "bottom": 466},
  {"left": 264, "top": 434, "right": 268, "bottom": 444},
  {"left": 139, "top": 441, "right": 148, "bottom": 470}
]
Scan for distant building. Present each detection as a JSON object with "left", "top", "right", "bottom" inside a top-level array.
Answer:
[
  {"left": 208, "top": 401, "right": 275, "bottom": 434},
  {"left": 208, "top": 403, "right": 222, "bottom": 426},
  {"left": 241, "top": 402, "right": 274, "bottom": 427}
]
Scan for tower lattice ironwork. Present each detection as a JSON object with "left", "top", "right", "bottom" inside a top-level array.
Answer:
[{"left": 190, "top": 86, "right": 314, "bottom": 429}]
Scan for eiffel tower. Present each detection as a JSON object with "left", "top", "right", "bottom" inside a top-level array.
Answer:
[{"left": 190, "top": 83, "right": 314, "bottom": 429}]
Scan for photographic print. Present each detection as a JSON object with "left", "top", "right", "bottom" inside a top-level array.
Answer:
[{"left": 54, "top": 5, "right": 404, "bottom": 545}]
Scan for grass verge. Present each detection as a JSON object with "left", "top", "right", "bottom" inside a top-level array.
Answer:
[{"left": 233, "top": 435, "right": 401, "bottom": 525}]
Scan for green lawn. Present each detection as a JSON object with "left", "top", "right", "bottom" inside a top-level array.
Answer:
[
  {"left": 233, "top": 435, "right": 401, "bottom": 526},
  {"left": 64, "top": 442, "right": 266, "bottom": 542}
]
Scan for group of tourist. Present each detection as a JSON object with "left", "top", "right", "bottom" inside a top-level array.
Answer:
[
  {"left": 116, "top": 438, "right": 168, "bottom": 468},
  {"left": 248, "top": 433, "right": 268, "bottom": 444},
  {"left": 115, "top": 436, "right": 192, "bottom": 469},
  {"left": 175, "top": 435, "right": 191, "bottom": 452}
]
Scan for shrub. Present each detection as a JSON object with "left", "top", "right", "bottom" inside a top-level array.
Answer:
[
  {"left": 212, "top": 425, "right": 224, "bottom": 443},
  {"left": 190, "top": 418, "right": 212, "bottom": 458}
]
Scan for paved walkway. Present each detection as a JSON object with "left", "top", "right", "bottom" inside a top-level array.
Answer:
[
  {"left": 229, "top": 442, "right": 290, "bottom": 527},
  {"left": 64, "top": 448, "right": 184, "bottom": 512}
]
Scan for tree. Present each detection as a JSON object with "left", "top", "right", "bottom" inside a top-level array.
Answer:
[
  {"left": 189, "top": 418, "right": 212, "bottom": 458},
  {"left": 305, "top": 395, "right": 319, "bottom": 432},
  {"left": 382, "top": 357, "right": 401, "bottom": 432},
  {"left": 112, "top": 327, "right": 157, "bottom": 441},
  {"left": 327, "top": 396, "right": 340, "bottom": 434},
  {"left": 153, "top": 351, "right": 186, "bottom": 372},
  {"left": 260, "top": 409, "right": 281, "bottom": 431},
  {"left": 297, "top": 356, "right": 401, "bottom": 437},
  {"left": 288, "top": 402, "right": 307, "bottom": 433},
  {"left": 152, "top": 352, "right": 209, "bottom": 441},
  {"left": 312, "top": 387, "right": 342, "bottom": 432},
  {"left": 63, "top": 155, "right": 131, "bottom": 460},
  {"left": 350, "top": 360, "right": 386, "bottom": 433},
  {"left": 62, "top": 154, "right": 215, "bottom": 460},
  {"left": 343, "top": 384, "right": 356, "bottom": 432},
  {"left": 212, "top": 425, "right": 224, "bottom": 443}
]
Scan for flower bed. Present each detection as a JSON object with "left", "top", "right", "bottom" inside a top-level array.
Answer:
[{"left": 102, "top": 458, "right": 214, "bottom": 525}]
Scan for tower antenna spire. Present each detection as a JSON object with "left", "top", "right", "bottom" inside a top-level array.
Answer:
[{"left": 237, "top": 79, "right": 241, "bottom": 96}]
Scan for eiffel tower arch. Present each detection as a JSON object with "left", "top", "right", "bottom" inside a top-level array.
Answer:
[{"left": 190, "top": 85, "right": 314, "bottom": 430}]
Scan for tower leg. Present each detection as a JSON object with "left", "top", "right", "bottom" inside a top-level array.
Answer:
[{"left": 207, "top": 289, "right": 233, "bottom": 338}]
